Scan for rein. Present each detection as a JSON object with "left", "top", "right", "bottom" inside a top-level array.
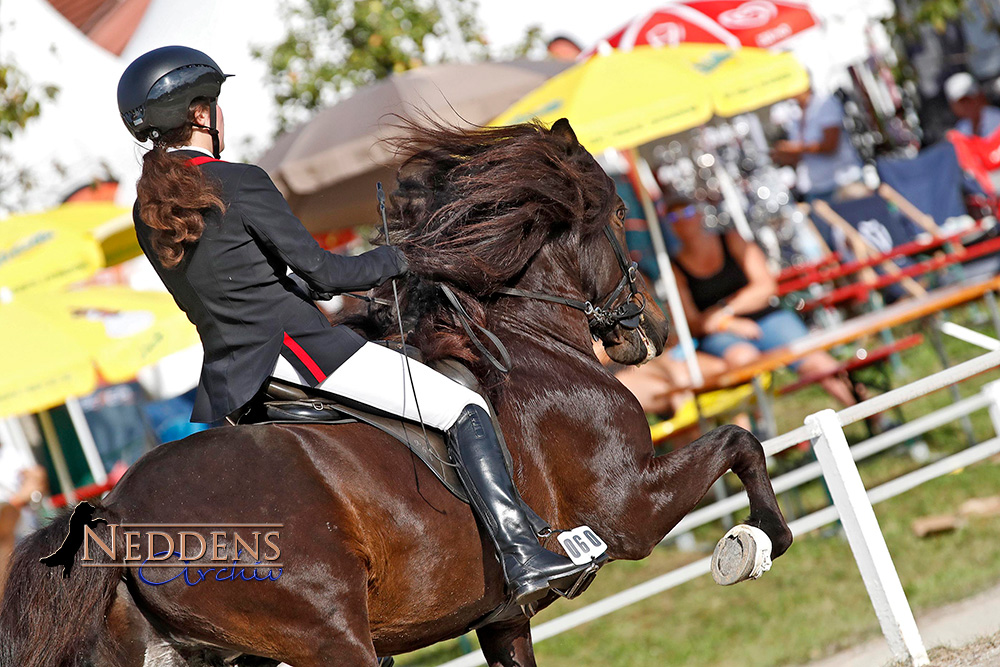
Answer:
[
  {"left": 496, "top": 225, "right": 646, "bottom": 332},
  {"left": 443, "top": 225, "right": 646, "bottom": 373}
]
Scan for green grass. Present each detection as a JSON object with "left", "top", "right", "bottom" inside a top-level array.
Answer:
[{"left": 395, "top": 306, "right": 1000, "bottom": 667}]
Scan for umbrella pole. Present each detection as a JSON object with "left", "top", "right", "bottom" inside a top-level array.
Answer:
[
  {"left": 712, "top": 156, "right": 754, "bottom": 242},
  {"left": 37, "top": 410, "right": 77, "bottom": 505},
  {"left": 624, "top": 148, "right": 704, "bottom": 388},
  {"left": 65, "top": 396, "right": 108, "bottom": 486},
  {"left": 0, "top": 417, "right": 36, "bottom": 466}
]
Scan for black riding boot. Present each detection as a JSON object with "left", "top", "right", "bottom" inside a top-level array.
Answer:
[{"left": 447, "top": 404, "right": 595, "bottom": 606}]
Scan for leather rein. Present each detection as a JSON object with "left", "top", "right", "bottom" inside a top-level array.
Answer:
[
  {"left": 496, "top": 225, "right": 646, "bottom": 333},
  {"left": 444, "top": 225, "right": 647, "bottom": 373}
]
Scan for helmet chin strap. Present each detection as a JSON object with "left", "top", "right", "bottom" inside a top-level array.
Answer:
[
  {"left": 208, "top": 99, "right": 220, "bottom": 159},
  {"left": 190, "top": 99, "right": 221, "bottom": 158}
]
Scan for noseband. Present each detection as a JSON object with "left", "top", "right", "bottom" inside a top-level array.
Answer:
[{"left": 496, "top": 225, "right": 646, "bottom": 334}]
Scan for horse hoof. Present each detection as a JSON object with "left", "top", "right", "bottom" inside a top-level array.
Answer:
[{"left": 711, "top": 524, "right": 772, "bottom": 586}]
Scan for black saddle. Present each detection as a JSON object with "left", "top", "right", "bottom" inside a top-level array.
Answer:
[{"left": 235, "top": 342, "right": 513, "bottom": 507}]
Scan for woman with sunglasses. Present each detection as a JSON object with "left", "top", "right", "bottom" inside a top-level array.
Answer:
[{"left": 665, "top": 193, "right": 857, "bottom": 408}]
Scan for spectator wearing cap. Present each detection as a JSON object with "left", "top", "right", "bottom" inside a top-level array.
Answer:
[
  {"left": 547, "top": 35, "right": 582, "bottom": 62},
  {"left": 945, "top": 72, "right": 1000, "bottom": 138}
]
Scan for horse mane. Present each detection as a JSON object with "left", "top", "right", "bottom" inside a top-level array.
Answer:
[{"left": 338, "top": 118, "right": 616, "bottom": 375}]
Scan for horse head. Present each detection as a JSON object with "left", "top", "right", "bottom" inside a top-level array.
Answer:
[
  {"left": 546, "top": 118, "right": 669, "bottom": 365},
  {"left": 360, "top": 116, "right": 667, "bottom": 374}
]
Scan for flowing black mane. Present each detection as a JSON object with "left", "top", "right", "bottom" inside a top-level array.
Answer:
[{"left": 339, "top": 119, "right": 616, "bottom": 370}]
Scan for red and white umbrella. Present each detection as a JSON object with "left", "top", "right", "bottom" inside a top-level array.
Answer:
[{"left": 582, "top": 1, "right": 819, "bottom": 55}]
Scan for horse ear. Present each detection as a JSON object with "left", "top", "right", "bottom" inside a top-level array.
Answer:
[{"left": 550, "top": 118, "right": 579, "bottom": 146}]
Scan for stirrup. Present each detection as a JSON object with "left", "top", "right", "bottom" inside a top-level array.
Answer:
[{"left": 550, "top": 554, "right": 606, "bottom": 600}]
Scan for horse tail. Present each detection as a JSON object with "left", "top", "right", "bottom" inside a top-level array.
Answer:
[{"left": 0, "top": 502, "right": 122, "bottom": 667}]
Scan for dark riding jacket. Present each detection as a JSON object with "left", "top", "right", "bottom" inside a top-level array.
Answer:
[{"left": 133, "top": 149, "right": 405, "bottom": 423}]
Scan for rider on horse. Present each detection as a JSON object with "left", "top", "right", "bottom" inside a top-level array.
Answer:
[{"left": 116, "top": 45, "right": 596, "bottom": 608}]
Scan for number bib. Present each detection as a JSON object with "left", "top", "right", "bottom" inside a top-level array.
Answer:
[{"left": 556, "top": 526, "right": 608, "bottom": 565}]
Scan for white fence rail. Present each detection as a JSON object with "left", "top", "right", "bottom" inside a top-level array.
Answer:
[{"left": 436, "top": 349, "right": 1000, "bottom": 667}]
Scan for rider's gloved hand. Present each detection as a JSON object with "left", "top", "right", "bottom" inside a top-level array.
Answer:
[
  {"left": 388, "top": 245, "right": 409, "bottom": 279},
  {"left": 309, "top": 288, "right": 336, "bottom": 301}
]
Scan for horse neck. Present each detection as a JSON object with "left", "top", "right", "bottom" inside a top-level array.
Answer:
[
  {"left": 479, "top": 247, "right": 680, "bottom": 555},
  {"left": 486, "top": 315, "right": 682, "bottom": 557},
  {"left": 487, "top": 241, "right": 596, "bottom": 361}
]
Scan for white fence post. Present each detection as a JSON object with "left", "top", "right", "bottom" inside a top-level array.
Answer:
[
  {"left": 983, "top": 381, "right": 1000, "bottom": 437},
  {"left": 65, "top": 396, "right": 108, "bottom": 486},
  {"left": 805, "top": 409, "right": 929, "bottom": 667}
]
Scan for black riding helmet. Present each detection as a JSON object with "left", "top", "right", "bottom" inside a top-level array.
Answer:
[{"left": 118, "top": 45, "right": 231, "bottom": 157}]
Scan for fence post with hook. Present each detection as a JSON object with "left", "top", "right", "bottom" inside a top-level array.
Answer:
[{"left": 805, "top": 408, "right": 929, "bottom": 667}]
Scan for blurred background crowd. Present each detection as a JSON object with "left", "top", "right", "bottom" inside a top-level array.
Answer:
[{"left": 3, "top": 0, "right": 1000, "bottom": 611}]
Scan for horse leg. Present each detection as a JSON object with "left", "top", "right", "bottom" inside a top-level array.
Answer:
[
  {"left": 282, "top": 642, "right": 377, "bottom": 667},
  {"left": 268, "top": 563, "right": 379, "bottom": 667},
  {"left": 476, "top": 616, "right": 536, "bottom": 667},
  {"left": 647, "top": 424, "right": 792, "bottom": 578}
]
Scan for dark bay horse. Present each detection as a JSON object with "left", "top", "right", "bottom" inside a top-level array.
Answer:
[{"left": 0, "top": 119, "right": 791, "bottom": 667}]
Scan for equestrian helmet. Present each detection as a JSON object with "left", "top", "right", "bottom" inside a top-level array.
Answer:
[{"left": 117, "top": 45, "right": 230, "bottom": 142}]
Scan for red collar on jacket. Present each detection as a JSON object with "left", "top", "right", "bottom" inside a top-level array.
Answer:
[{"left": 187, "top": 155, "right": 222, "bottom": 166}]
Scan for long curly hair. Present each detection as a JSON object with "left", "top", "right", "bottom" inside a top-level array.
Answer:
[
  {"left": 135, "top": 99, "right": 226, "bottom": 268},
  {"left": 342, "top": 118, "right": 616, "bottom": 370}
]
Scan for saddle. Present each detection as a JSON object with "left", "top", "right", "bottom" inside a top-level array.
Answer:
[{"left": 236, "top": 343, "right": 516, "bottom": 509}]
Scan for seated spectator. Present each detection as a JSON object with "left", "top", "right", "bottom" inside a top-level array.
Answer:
[
  {"left": 771, "top": 85, "right": 868, "bottom": 203},
  {"left": 666, "top": 193, "right": 856, "bottom": 407},
  {"left": 594, "top": 337, "right": 728, "bottom": 417},
  {"left": 945, "top": 72, "right": 1000, "bottom": 138}
]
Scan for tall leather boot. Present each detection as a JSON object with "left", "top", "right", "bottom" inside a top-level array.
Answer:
[{"left": 447, "top": 404, "right": 596, "bottom": 606}]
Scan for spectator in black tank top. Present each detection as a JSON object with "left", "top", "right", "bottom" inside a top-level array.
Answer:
[{"left": 667, "top": 193, "right": 857, "bottom": 408}]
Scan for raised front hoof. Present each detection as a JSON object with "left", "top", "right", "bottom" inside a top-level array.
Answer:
[{"left": 711, "top": 524, "right": 773, "bottom": 586}]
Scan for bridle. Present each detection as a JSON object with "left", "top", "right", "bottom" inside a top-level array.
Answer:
[
  {"left": 440, "top": 223, "right": 650, "bottom": 373},
  {"left": 496, "top": 225, "right": 646, "bottom": 334}
]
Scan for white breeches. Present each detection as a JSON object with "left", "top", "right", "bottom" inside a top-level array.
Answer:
[{"left": 271, "top": 342, "right": 489, "bottom": 430}]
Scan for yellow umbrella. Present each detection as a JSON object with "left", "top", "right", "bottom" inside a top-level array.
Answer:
[
  {"left": 0, "top": 286, "right": 199, "bottom": 418},
  {"left": 492, "top": 44, "right": 809, "bottom": 154},
  {"left": 0, "top": 294, "right": 96, "bottom": 418},
  {"left": 0, "top": 202, "right": 140, "bottom": 295},
  {"left": 493, "top": 44, "right": 808, "bottom": 389},
  {"left": 54, "top": 287, "right": 200, "bottom": 384}
]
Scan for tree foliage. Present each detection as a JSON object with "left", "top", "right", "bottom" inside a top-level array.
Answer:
[
  {"left": 889, "top": 0, "right": 970, "bottom": 36},
  {"left": 0, "top": 56, "right": 58, "bottom": 212},
  {"left": 254, "top": 0, "right": 491, "bottom": 131},
  {"left": 0, "top": 62, "right": 55, "bottom": 139}
]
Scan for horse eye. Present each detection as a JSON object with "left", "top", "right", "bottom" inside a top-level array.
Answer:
[{"left": 615, "top": 207, "right": 627, "bottom": 222}]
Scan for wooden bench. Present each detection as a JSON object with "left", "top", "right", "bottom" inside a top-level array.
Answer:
[
  {"left": 796, "top": 235, "right": 1000, "bottom": 313},
  {"left": 776, "top": 333, "right": 925, "bottom": 397},
  {"left": 778, "top": 228, "right": 978, "bottom": 297},
  {"left": 778, "top": 252, "right": 842, "bottom": 285}
]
